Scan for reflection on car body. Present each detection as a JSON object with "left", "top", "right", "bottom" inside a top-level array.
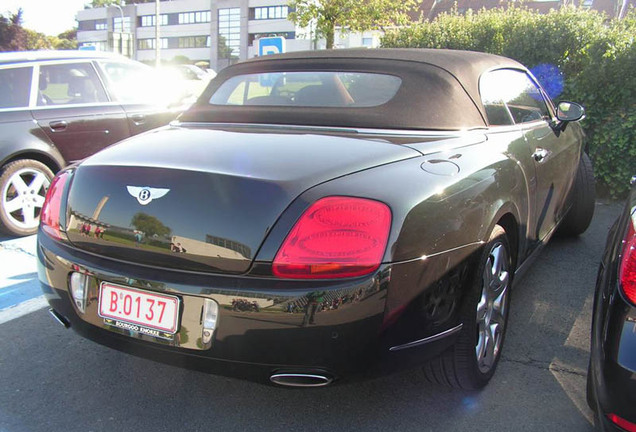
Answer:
[{"left": 38, "top": 49, "right": 595, "bottom": 388}]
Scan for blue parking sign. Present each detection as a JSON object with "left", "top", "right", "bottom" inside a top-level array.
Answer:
[{"left": 258, "top": 37, "right": 285, "bottom": 56}]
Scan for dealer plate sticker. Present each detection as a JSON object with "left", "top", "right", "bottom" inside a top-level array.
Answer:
[{"left": 98, "top": 282, "right": 179, "bottom": 334}]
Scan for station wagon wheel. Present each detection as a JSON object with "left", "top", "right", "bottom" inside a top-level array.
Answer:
[
  {"left": 423, "top": 224, "right": 512, "bottom": 389},
  {"left": 0, "top": 159, "right": 54, "bottom": 236}
]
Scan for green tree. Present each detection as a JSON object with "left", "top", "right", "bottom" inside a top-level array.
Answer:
[
  {"left": 288, "top": 0, "right": 416, "bottom": 49},
  {"left": 88, "top": 0, "right": 123, "bottom": 7},
  {"left": 55, "top": 29, "right": 78, "bottom": 50},
  {"left": 131, "top": 213, "right": 171, "bottom": 238},
  {"left": 0, "top": 10, "right": 28, "bottom": 51},
  {"left": 382, "top": 5, "right": 636, "bottom": 197}
]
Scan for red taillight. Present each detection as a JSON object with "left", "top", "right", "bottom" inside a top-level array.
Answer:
[
  {"left": 272, "top": 196, "right": 391, "bottom": 279},
  {"left": 608, "top": 413, "right": 636, "bottom": 432},
  {"left": 620, "top": 211, "right": 636, "bottom": 305},
  {"left": 40, "top": 171, "right": 69, "bottom": 240}
]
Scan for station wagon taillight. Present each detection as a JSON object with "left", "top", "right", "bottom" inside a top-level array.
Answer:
[
  {"left": 40, "top": 171, "right": 70, "bottom": 240},
  {"left": 619, "top": 209, "right": 636, "bottom": 305},
  {"left": 272, "top": 196, "right": 391, "bottom": 279}
]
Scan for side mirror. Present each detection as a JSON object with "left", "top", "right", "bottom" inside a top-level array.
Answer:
[{"left": 556, "top": 101, "right": 585, "bottom": 123}]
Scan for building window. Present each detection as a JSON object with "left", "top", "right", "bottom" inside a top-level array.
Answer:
[
  {"left": 178, "top": 10, "right": 211, "bottom": 24},
  {"left": 362, "top": 37, "right": 373, "bottom": 47},
  {"left": 218, "top": 8, "right": 241, "bottom": 60},
  {"left": 178, "top": 36, "right": 211, "bottom": 48},
  {"left": 113, "top": 16, "right": 131, "bottom": 32},
  {"left": 140, "top": 14, "right": 168, "bottom": 27},
  {"left": 252, "top": 6, "right": 288, "bottom": 20},
  {"left": 138, "top": 38, "right": 168, "bottom": 50},
  {"left": 78, "top": 19, "right": 107, "bottom": 31}
]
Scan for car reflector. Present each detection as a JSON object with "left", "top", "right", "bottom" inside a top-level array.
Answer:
[
  {"left": 69, "top": 272, "right": 89, "bottom": 314},
  {"left": 202, "top": 299, "right": 219, "bottom": 344}
]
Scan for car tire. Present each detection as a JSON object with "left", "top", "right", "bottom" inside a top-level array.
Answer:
[
  {"left": 423, "top": 225, "right": 512, "bottom": 389},
  {"left": 558, "top": 152, "right": 595, "bottom": 236},
  {"left": 0, "top": 159, "right": 54, "bottom": 237}
]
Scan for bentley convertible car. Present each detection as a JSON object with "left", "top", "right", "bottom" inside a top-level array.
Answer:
[{"left": 37, "top": 49, "right": 595, "bottom": 388}]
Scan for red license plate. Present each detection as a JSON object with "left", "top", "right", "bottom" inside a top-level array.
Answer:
[{"left": 98, "top": 283, "right": 179, "bottom": 334}]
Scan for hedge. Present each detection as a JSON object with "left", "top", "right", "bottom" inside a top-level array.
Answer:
[{"left": 382, "top": 6, "right": 636, "bottom": 198}]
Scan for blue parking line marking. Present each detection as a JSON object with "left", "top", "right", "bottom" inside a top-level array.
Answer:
[{"left": 0, "top": 279, "right": 42, "bottom": 310}]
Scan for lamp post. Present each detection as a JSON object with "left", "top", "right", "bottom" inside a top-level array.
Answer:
[
  {"left": 112, "top": 4, "right": 125, "bottom": 56},
  {"left": 155, "top": 0, "right": 161, "bottom": 67}
]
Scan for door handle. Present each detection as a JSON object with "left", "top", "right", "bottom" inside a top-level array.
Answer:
[
  {"left": 131, "top": 114, "right": 146, "bottom": 125},
  {"left": 532, "top": 148, "right": 550, "bottom": 163},
  {"left": 49, "top": 120, "right": 67, "bottom": 132}
]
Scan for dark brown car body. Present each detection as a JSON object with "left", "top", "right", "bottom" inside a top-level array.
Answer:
[{"left": 38, "top": 49, "right": 594, "bottom": 388}]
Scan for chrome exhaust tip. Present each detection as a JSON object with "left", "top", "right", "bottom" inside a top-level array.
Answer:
[
  {"left": 270, "top": 372, "right": 334, "bottom": 388},
  {"left": 48, "top": 308, "right": 70, "bottom": 329}
]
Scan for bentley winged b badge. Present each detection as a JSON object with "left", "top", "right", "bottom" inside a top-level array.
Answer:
[{"left": 127, "top": 186, "right": 170, "bottom": 206}]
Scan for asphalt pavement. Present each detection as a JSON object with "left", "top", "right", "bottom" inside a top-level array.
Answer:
[{"left": 0, "top": 201, "right": 622, "bottom": 432}]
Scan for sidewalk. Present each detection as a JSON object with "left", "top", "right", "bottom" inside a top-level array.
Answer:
[{"left": 0, "top": 235, "right": 47, "bottom": 324}]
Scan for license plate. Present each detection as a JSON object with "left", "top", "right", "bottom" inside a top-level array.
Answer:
[{"left": 98, "top": 282, "right": 179, "bottom": 334}]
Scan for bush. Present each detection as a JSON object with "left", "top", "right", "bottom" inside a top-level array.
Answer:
[{"left": 382, "top": 6, "right": 636, "bottom": 198}]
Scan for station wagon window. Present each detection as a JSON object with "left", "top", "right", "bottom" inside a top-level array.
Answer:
[
  {"left": 480, "top": 69, "right": 551, "bottom": 125},
  {"left": 99, "top": 61, "right": 155, "bottom": 103},
  {"left": 38, "top": 63, "right": 108, "bottom": 106},
  {"left": 0, "top": 67, "right": 32, "bottom": 109},
  {"left": 210, "top": 71, "right": 402, "bottom": 108}
]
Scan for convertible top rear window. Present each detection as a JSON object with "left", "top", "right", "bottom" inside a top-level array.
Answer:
[{"left": 209, "top": 72, "right": 402, "bottom": 108}]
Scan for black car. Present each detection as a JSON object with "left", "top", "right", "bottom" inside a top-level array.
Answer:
[
  {"left": 0, "top": 50, "right": 184, "bottom": 236},
  {"left": 588, "top": 176, "right": 636, "bottom": 431},
  {"left": 38, "top": 49, "right": 594, "bottom": 388}
]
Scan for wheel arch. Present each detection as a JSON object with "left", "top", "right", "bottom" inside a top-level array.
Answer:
[
  {"left": 2, "top": 150, "right": 63, "bottom": 175},
  {"left": 492, "top": 210, "right": 521, "bottom": 272}
]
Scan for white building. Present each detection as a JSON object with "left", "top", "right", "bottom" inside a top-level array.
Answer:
[{"left": 76, "top": 0, "right": 382, "bottom": 71}]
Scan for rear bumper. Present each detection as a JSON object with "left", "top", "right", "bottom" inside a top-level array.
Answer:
[{"left": 38, "top": 233, "right": 462, "bottom": 384}]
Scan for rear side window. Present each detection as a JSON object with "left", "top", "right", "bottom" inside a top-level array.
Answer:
[
  {"left": 480, "top": 69, "right": 551, "bottom": 125},
  {"left": 38, "top": 63, "right": 108, "bottom": 106},
  {"left": 0, "top": 67, "right": 33, "bottom": 109},
  {"left": 99, "top": 60, "right": 154, "bottom": 103},
  {"left": 210, "top": 71, "right": 402, "bottom": 108}
]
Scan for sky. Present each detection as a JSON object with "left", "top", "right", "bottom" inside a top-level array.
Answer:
[{"left": 3, "top": 0, "right": 88, "bottom": 36}]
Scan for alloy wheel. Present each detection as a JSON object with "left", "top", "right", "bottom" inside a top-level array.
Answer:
[{"left": 475, "top": 242, "right": 510, "bottom": 373}]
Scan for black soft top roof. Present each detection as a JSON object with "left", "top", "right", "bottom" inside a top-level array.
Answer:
[{"left": 182, "top": 49, "right": 527, "bottom": 131}]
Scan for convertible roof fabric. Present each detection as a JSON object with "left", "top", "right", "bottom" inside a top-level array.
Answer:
[{"left": 182, "top": 49, "right": 526, "bottom": 131}]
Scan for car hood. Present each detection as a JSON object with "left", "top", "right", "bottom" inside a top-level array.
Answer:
[{"left": 64, "top": 125, "right": 421, "bottom": 274}]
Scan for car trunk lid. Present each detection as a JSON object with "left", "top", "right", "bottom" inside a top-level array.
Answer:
[{"left": 64, "top": 126, "right": 420, "bottom": 274}]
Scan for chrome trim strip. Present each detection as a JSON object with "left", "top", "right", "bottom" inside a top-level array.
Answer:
[
  {"left": 176, "top": 121, "right": 471, "bottom": 138},
  {"left": 389, "top": 241, "right": 485, "bottom": 266},
  {"left": 389, "top": 323, "right": 463, "bottom": 352}
]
